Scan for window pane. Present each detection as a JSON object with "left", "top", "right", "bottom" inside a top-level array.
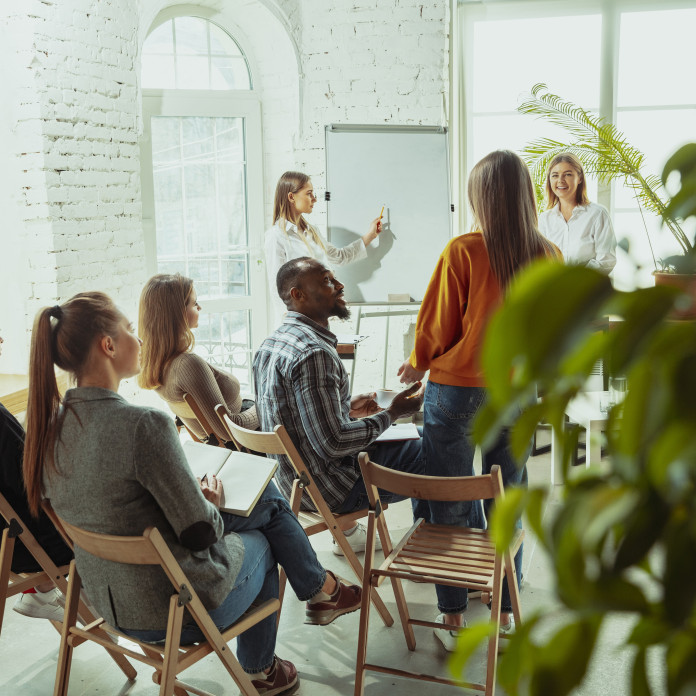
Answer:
[
  {"left": 177, "top": 56, "right": 210, "bottom": 90},
  {"left": 143, "top": 21, "right": 174, "bottom": 55},
  {"left": 150, "top": 116, "right": 249, "bottom": 299},
  {"left": 174, "top": 16, "right": 208, "bottom": 56},
  {"left": 193, "top": 310, "right": 252, "bottom": 391},
  {"left": 142, "top": 17, "right": 251, "bottom": 90},
  {"left": 472, "top": 14, "right": 601, "bottom": 114},
  {"left": 142, "top": 55, "right": 176, "bottom": 89},
  {"left": 614, "top": 109, "right": 696, "bottom": 209},
  {"left": 618, "top": 9, "right": 696, "bottom": 107}
]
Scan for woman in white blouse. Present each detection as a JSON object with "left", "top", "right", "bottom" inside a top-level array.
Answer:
[
  {"left": 265, "top": 171, "right": 382, "bottom": 322},
  {"left": 538, "top": 153, "right": 617, "bottom": 274}
]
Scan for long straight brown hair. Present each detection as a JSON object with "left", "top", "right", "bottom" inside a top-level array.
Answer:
[
  {"left": 468, "top": 150, "right": 558, "bottom": 291},
  {"left": 23, "top": 292, "right": 122, "bottom": 516},
  {"left": 138, "top": 273, "right": 195, "bottom": 389},
  {"left": 272, "top": 170, "right": 326, "bottom": 251}
]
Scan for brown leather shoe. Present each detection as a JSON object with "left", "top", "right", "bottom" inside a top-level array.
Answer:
[
  {"left": 250, "top": 656, "right": 299, "bottom": 696},
  {"left": 305, "top": 571, "right": 361, "bottom": 626}
]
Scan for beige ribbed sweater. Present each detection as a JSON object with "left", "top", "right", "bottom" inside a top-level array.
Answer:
[{"left": 157, "top": 352, "right": 259, "bottom": 442}]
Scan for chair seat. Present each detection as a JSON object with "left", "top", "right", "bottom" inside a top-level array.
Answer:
[{"left": 378, "top": 523, "right": 523, "bottom": 594}]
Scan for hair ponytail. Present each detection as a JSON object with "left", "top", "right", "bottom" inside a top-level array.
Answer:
[
  {"left": 23, "top": 308, "right": 62, "bottom": 516},
  {"left": 22, "top": 292, "right": 122, "bottom": 516}
]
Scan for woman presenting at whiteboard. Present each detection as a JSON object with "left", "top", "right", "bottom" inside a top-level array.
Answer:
[{"left": 265, "top": 171, "right": 382, "bottom": 322}]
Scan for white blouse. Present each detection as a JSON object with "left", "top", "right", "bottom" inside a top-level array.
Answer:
[
  {"left": 538, "top": 202, "right": 617, "bottom": 274},
  {"left": 264, "top": 220, "right": 367, "bottom": 324}
]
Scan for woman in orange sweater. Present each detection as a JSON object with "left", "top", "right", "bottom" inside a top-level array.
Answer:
[{"left": 398, "top": 150, "right": 559, "bottom": 651}]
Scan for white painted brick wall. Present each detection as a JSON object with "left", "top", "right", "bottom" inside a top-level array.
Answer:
[{"left": 1, "top": 0, "right": 450, "bottom": 384}]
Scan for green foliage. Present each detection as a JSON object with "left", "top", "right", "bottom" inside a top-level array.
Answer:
[
  {"left": 451, "top": 256, "right": 696, "bottom": 695},
  {"left": 518, "top": 83, "right": 693, "bottom": 258}
]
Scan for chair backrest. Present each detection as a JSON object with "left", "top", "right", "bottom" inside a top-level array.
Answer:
[
  {"left": 42, "top": 500, "right": 192, "bottom": 595},
  {"left": 161, "top": 392, "right": 221, "bottom": 445},
  {"left": 215, "top": 407, "right": 333, "bottom": 515},
  {"left": 215, "top": 406, "right": 286, "bottom": 456},
  {"left": 358, "top": 454, "right": 504, "bottom": 503}
]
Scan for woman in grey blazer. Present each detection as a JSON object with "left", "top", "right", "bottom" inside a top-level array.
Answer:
[{"left": 22, "top": 291, "right": 361, "bottom": 695}]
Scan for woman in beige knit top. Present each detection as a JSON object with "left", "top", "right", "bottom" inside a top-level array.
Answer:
[{"left": 138, "top": 274, "right": 259, "bottom": 443}]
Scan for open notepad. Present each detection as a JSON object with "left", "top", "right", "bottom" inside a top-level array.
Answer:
[
  {"left": 182, "top": 440, "right": 278, "bottom": 517},
  {"left": 375, "top": 423, "right": 420, "bottom": 442}
]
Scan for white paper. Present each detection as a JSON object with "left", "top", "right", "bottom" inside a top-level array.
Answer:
[{"left": 375, "top": 423, "right": 420, "bottom": 442}]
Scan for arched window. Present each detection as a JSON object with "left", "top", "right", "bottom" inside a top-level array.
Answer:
[
  {"left": 142, "top": 16, "right": 251, "bottom": 90},
  {"left": 140, "top": 13, "right": 265, "bottom": 391}
]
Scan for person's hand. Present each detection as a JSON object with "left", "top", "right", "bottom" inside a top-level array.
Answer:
[
  {"left": 362, "top": 216, "right": 382, "bottom": 246},
  {"left": 398, "top": 360, "right": 426, "bottom": 384},
  {"left": 350, "top": 392, "right": 380, "bottom": 418},
  {"left": 386, "top": 382, "right": 423, "bottom": 421},
  {"left": 198, "top": 474, "right": 223, "bottom": 508}
]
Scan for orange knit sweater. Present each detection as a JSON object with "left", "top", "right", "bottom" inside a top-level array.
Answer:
[{"left": 409, "top": 232, "right": 498, "bottom": 387}]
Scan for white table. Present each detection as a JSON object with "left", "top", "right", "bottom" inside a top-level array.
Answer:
[{"left": 551, "top": 391, "right": 609, "bottom": 485}]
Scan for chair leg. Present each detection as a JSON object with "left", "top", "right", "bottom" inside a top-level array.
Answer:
[
  {"left": 331, "top": 526, "right": 393, "bottom": 627},
  {"left": 53, "top": 562, "right": 81, "bottom": 696},
  {"left": 354, "top": 512, "right": 378, "bottom": 696},
  {"left": 485, "top": 563, "right": 504, "bottom": 696},
  {"left": 160, "top": 595, "right": 185, "bottom": 696},
  {"left": 276, "top": 567, "right": 288, "bottom": 628},
  {"left": 390, "top": 576, "right": 415, "bottom": 651},
  {"left": 504, "top": 549, "right": 523, "bottom": 626},
  {"left": 0, "top": 529, "right": 15, "bottom": 635}
]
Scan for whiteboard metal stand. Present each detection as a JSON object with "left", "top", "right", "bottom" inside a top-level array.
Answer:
[{"left": 348, "top": 301, "right": 421, "bottom": 393}]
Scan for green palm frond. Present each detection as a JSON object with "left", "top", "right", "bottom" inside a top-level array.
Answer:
[{"left": 518, "top": 83, "right": 693, "bottom": 255}]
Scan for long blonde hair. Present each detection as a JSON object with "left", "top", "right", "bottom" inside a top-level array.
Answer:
[
  {"left": 138, "top": 273, "right": 195, "bottom": 389},
  {"left": 469, "top": 150, "right": 557, "bottom": 291},
  {"left": 272, "top": 170, "right": 326, "bottom": 252},
  {"left": 23, "top": 292, "right": 123, "bottom": 516},
  {"left": 544, "top": 152, "right": 590, "bottom": 210}
]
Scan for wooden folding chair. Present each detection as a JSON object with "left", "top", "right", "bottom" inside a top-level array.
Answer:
[
  {"left": 214, "top": 407, "right": 394, "bottom": 629},
  {"left": 0, "top": 493, "right": 136, "bottom": 682},
  {"left": 354, "top": 456, "right": 524, "bottom": 696},
  {"left": 162, "top": 393, "right": 226, "bottom": 447},
  {"left": 43, "top": 501, "right": 280, "bottom": 696}
]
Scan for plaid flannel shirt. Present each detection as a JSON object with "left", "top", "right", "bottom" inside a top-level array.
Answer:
[{"left": 252, "top": 312, "right": 391, "bottom": 511}]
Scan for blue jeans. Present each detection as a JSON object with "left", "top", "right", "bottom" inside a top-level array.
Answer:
[
  {"left": 120, "top": 482, "right": 326, "bottom": 673},
  {"left": 334, "top": 432, "right": 429, "bottom": 520},
  {"left": 422, "top": 382, "right": 528, "bottom": 615}
]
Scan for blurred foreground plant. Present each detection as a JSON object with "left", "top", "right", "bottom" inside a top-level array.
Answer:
[{"left": 449, "top": 260, "right": 696, "bottom": 695}]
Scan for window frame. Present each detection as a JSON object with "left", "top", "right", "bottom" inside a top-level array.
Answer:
[{"left": 456, "top": 0, "right": 696, "bottom": 234}]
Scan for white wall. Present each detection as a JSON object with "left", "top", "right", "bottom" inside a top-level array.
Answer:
[{"left": 0, "top": 0, "right": 450, "bottom": 384}]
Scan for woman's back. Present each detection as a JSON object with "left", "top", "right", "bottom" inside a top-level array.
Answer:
[{"left": 44, "top": 386, "right": 242, "bottom": 630}]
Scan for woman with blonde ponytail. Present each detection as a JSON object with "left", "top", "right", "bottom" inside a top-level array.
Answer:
[
  {"left": 22, "top": 291, "right": 361, "bottom": 691},
  {"left": 264, "top": 171, "right": 383, "bottom": 324}
]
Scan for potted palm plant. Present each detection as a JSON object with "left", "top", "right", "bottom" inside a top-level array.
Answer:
[{"left": 518, "top": 83, "right": 695, "bottom": 316}]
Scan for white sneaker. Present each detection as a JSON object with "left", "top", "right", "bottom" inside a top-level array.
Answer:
[
  {"left": 332, "top": 522, "right": 382, "bottom": 556},
  {"left": 13, "top": 588, "right": 65, "bottom": 622},
  {"left": 499, "top": 615, "right": 516, "bottom": 636},
  {"left": 433, "top": 613, "right": 467, "bottom": 652}
]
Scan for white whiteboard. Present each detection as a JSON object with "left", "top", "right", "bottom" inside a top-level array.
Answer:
[{"left": 325, "top": 125, "right": 451, "bottom": 302}]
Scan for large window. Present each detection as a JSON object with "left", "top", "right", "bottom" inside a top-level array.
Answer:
[
  {"left": 141, "top": 14, "right": 265, "bottom": 390},
  {"left": 459, "top": 0, "right": 696, "bottom": 289}
]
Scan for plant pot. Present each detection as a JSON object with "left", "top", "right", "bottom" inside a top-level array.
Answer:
[{"left": 653, "top": 271, "right": 696, "bottom": 320}]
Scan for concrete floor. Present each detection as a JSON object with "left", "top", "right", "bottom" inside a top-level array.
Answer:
[{"left": 0, "top": 437, "right": 666, "bottom": 695}]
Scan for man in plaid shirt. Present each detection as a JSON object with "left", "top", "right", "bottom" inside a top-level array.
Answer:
[{"left": 253, "top": 258, "right": 426, "bottom": 554}]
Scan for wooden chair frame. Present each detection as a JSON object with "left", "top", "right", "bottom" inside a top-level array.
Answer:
[
  {"left": 0, "top": 492, "right": 136, "bottom": 682},
  {"left": 354, "top": 456, "right": 524, "bottom": 696},
  {"left": 42, "top": 501, "right": 279, "bottom": 696},
  {"left": 161, "top": 392, "right": 225, "bottom": 447},
  {"left": 213, "top": 407, "right": 394, "bottom": 629}
]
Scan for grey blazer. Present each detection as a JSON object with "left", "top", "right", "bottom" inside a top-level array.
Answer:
[{"left": 44, "top": 387, "right": 243, "bottom": 631}]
